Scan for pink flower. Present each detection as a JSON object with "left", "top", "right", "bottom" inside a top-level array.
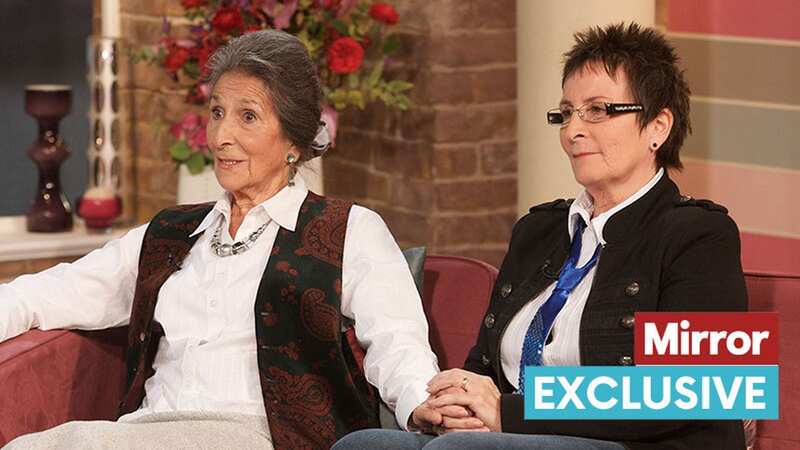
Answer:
[
  {"left": 180, "top": 113, "right": 202, "bottom": 131},
  {"left": 187, "top": 119, "right": 209, "bottom": 152},
  {"left": 174, "top": 39, "right": 196, "bottom": 48},
  {"left": 316, "top": 0, "right": 358, "bottom": 16},
  {"left": 170, "top": 121, "right": 183, "bottom": 140},
  {"left": 171, "top": 112, "right": 209, "bottom": 154},
  {"left": 198, "top": 83, "right": 211, "bottom": 98},
  {"left": 258, "top": 0, "right": 298, "bottom": 30}
]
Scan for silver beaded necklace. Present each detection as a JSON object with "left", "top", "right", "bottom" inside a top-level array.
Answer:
[{"left": 210, "top": 220, "right": 270, "bottom": 257}]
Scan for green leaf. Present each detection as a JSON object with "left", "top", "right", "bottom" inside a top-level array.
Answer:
[
  {"left": 186, "top": 152, "right": 207, "bottom": 174},
  {"left": 383, "top": 35, "right": 401, "bottom": 55},
  {"left": 327, "top": 88, "right": 349, "bottom": 110},
  {"left": 367, "top": 60, "right": 384, "bottom": 87},
  {"left": 394, "top": 94, "right": 413, "bottom": 111},
  {"left": 331, "top": 19, "right": 348, "bottom": 36},
  {"left": 387, "top": 80, "right": 414, "bottom": 93},
  {"left": 356, "top": 21, "right": 372, "bottom": 36},
  {"left": 328, "top": 88, "right": 347, "bottom": 101},
  {"left": 347, "top": 90, "right": 365, "bottom": 109},
  {"left": 169, "top": 140, "right": 192, "bottom": 162},
  {"left": 347, "top": 73, "right": 359, "bottom": 89},
  {"left": 182, "top": 61, "right": 201, "bottom": 80}
]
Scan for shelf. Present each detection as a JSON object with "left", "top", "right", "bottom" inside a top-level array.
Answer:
[{"left": 0, "top": 216, "right": 130, "bottom": 263}]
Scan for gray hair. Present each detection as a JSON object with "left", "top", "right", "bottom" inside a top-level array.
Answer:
[{"left": 206, "top": 30, "right": 329, "bottom": 161}]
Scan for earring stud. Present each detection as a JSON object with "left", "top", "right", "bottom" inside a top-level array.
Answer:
[{"left": 286, "top": 153, "right": 297, "bottom": 187}]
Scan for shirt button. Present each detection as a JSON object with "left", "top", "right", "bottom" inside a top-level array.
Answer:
[
  {"left": 500, "top": 284, "right": 513, "bottom": 298},
  {"left": 481, "top": 354, "right": 491, "bottom": 366},
  {"left": 209, "top": 299, "right": 217, "bottom": 307},
  {"left": 484, "top": 313, "right": 496, "bottom": 329},
  {"left": 625, "top": 282, "right": 640, "bottom": 297},
  {"left": 619, "top": 355, "right": 634, "bottom": 366},
  {"left": 619, "top": 314, "right": 635, "bottom": 329}
]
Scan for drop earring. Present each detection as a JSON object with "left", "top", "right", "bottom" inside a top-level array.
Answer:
[{"left": 286, "top": 153, "right": 297, "bottom": 187}]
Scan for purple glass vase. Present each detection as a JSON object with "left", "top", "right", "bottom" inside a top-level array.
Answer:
[{"left": 24, "top": 85, "right": 74, "bottom": 232}]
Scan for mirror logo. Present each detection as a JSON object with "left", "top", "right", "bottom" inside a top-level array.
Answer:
[{"left": 523, "top": 312, "right": 779, "bottom": 420}]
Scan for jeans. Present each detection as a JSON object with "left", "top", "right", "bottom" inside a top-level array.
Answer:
[{"left": 332, "top": 429, "right": 627, "bottom": 450}]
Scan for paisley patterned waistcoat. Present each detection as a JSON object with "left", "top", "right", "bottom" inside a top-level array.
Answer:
[{"left": 118, "top": 192, "right": 380, "bottom": 449}]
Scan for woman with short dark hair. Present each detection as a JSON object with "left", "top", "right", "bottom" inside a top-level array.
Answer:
[
  {"left": 334, "top": 22, "right": 747, "bottom": 450},
  {"left": 0, "top": 30, "right": 439, "bottom": 449}
]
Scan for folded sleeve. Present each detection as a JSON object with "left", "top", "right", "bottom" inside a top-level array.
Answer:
[
  {"left": 0, "top": 224, "right": 148, "bottom": 343},
  {"left": 341, "top": 205, "right": 440, "bottom": 430}
]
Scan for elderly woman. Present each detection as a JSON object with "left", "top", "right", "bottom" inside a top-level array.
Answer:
[
  {"left": 334, "top": 23, "right": 747, "bottom": 450},
  {"left": 0, "top": 30, "right": 441, "bottom": 449}
]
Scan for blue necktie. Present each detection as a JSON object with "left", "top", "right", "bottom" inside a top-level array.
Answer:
[{"left": 517, "top": 218, "right": 600, "bottom": 393}]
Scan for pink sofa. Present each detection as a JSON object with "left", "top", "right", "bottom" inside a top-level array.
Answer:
[
  {"left": 0, "top": 260, "right": 796, "bottom": 448},
  {"left": 744, "top": 271, "right": 800, "bottom": 450},
  {"left": 0, "top": 255, "right": 498, "bottom": 445}
]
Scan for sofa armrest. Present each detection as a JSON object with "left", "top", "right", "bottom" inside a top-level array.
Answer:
[{"left": 0, "top": 327, "right": 127, "bottom": 446}]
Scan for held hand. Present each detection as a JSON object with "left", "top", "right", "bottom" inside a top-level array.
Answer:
[
  {"left": 431, "top": 387, "right": 488, "bottom": 432},
  {"left": 426, "top": 368, "right": 502, "bottom": 432},
  {"left": 409, "top": 400, "right": 442, "bottom": 434},
  {"left": 410, "top": 389, "right": 487, "bottom": 434}
]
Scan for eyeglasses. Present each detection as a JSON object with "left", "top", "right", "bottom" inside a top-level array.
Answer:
[{"left": 546, "top": 102, "right": 643, "bottom": 126}]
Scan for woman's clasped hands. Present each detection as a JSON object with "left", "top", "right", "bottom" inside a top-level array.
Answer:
[{"left": 411, "top": 368, "right": 502, "bottom": 434}]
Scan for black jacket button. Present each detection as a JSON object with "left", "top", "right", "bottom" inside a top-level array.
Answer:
[
  {"left": 481, "top": 354, "right": 491, "bottom": 366},
  {"left": 625, "top": 282, "right": 640, "bottom": 297},
  {"left": 484, "top": 313, "right": 496, "bottom": 329},
  {"left": 619, "top": 355, "right": 633, "bottom": 366},
  {"left": 500, "top": 284, "right": 513, "bottom": 298},
  {"left": 619, "top": 314, "right": 635, "bottom": 329}
]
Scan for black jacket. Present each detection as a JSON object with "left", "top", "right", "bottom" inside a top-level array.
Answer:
[{"left": 464, "top": 175, "right": 747, "bottom": 450}]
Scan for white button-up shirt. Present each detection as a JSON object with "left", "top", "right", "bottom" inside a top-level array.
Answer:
[
  {"left": 0, "top": 176, "right": 438, "bottom": 429},
  {"left": 500, "top": 169, "right": 664, "bottom": 389}
]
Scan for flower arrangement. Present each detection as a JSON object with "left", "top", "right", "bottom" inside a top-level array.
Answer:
[
  {"left": 169, "top": 112, "right": 210, "bottom": 172},
  {"left": 135, "top": 0, "right": 412, "bottom": 174}
]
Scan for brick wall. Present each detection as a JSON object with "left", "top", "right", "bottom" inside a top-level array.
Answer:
[
  {"left": 115, "top": 0, "right": 198, "bottom": 223},
  {"left": 112, "top": 0, "right": 517, "bottom": 266},
  {"left": 325, "top": 0, "right": 518, "bottom": 266}
]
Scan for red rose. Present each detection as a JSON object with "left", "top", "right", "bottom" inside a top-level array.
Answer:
[
  {"left": 195, "top": 42, "right": 217, "bottom": 75},
  {"left": 327, "top": 37, "right": 364, "bottom": 74},
  {"left": 319, "top": 0, "right": 339, "bottom": 10},
  {"left": 211, "top": 7, "right": 244, "bottom": 34},
  {"left": 164, "top": 45, "right": 191, "bottom": 73},
  {"left": 369, "top": 2, "right": 399, "bottom": 25},
  {"left": 180, "top": 0, "right": 207, "bottom": 8}
]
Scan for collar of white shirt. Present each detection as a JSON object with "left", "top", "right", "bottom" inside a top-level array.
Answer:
[
  {"left": 567, "top": 168, "right": 665, "bottom": 246},
  {"left": 190, "top": 174, "right": 310, "bottom": 237}
]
